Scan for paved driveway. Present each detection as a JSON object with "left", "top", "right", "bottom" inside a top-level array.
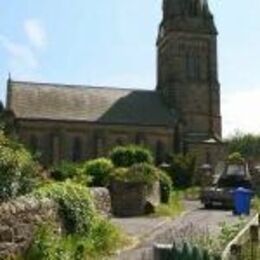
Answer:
[{"left": 112, "top": 201, "right": 254, "bottom": 260}]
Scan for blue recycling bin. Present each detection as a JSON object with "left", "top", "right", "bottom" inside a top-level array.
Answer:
[{"left": 233, "top": 187, "right": 253, "bottom": 215}]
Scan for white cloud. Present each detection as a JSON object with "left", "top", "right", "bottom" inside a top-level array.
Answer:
[
  {"left": 0, "top": 34, "right": 38, "bottom": 69},
  {"left": 24, "top": 19, "right": 47, "bottom": 49},
  {"left": 222, "top": 88, "right": 260, "bottom": 137}
]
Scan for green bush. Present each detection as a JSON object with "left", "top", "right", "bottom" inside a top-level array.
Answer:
[
  {"left": 168, "top": 153, "right": 197, "bottom": 189},
  {"left": 0, "top": 131, "right": 40, "bottom": 202},
  {"left": 110, "top": 145, "right": 154, "bottom": 167},
  {"left": 51, "top": 161, "right": 83, "bottom": 182},
  {"left": 226, "top": 152, "right": 245, "bottom": 164},
  {"left": 33, "top": 181, "right": 96, "bottom": 235},
  {"left": 110, "top": 163, "right": 159, "bottom": 187},
  {"left": 81, "top": 158, "right": 113, "bottom": 187},
  {"left": 158, "top": 170, "right": 172, "bottom": 203},
  {"left": 26, "top": 219, "right": 130, "bottom": 260}
]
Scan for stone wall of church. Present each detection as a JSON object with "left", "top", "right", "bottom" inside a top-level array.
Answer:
[
  {"left": 16, "top": 119, "right": 174, "bottom": 165},
  {"left": 187, "top": 142, "right": 227, "bottom": 170}
]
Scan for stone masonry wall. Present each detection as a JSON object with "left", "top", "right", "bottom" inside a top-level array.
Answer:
[
  {"left": 91, "top": 187, "right": 112, "bottom": 217},
  {"left": 0, "top": 197, "right": 59, "bottom": 258},
  {"left": 0, "top": 188, "right": 111, "bottom": 258}
]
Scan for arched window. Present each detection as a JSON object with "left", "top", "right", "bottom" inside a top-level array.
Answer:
[
  {"left": 206, "top": 150, "right": 211, "bottom": 164},
  {"left": 135, "top": 133, "right": 146, "bottom": 146},
  {"left": 94, "top": 134, "right": 105, "bottom": 157},
  {"left": 30, "top": 134, "right": 38, "bottom": 153},
  {"left": 116, "top": 138, "right": 123, "bottom": 146},
  {"left": 72, "top": 137, "right": 82, "bottom": 162},
  {"left": 156, "top": 141, "right": 165, "bottom": 165},
  {"left": 186, "top": 53, "right": 201, "bottom": 80}
]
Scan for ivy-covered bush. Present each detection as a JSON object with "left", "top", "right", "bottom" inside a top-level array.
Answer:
[
  {"left": 33, "top": 181, "right": 96, "bottom": 235},
  {"left": 167, "top": 153, "right": 197, "bottom": 189},
  {"left": 28, "top": 181, "right": 131, "bottom": 259},
  {"left": 110, "top": 145, "right": 154, "bottom": 167},
  {"left": 0, "top": 131, "right": 40, "bottom": 202},
  {"left": 81, "top": 158, "right": 113, "bottom": 187},
  {"left": 158, "top": 170, "right": 173, "bottom": 203},
  {"left": 110, "top": 163, "right": 159, "bottom": 186}
]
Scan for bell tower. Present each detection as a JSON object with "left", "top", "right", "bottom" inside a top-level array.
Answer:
[{"left": 157, "top": 0, "right": 222, "bottom": 139}]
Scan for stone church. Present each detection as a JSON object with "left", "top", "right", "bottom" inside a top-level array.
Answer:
[{"left": 6, "top": 0, "right": 224, "bottom": 166}]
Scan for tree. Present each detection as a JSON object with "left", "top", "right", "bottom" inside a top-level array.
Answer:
[
  {"left": 226, "top": 132, "right": 260, "bottom": 163},
  {"left": 0, "top": 101, "right": 5, "bottom": 130}
]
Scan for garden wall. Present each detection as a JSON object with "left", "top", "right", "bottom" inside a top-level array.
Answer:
[
  {"left": 0, "top": 187, "right": 111, "bottom": 258},
  {"left": 0, "top": 197, "right": 60, "bottom": 258}
]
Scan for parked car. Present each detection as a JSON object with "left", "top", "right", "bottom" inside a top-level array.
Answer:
[{"left": 200, "top": 162, "right": 252, "bottom": 209}]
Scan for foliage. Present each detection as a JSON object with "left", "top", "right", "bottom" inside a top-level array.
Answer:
[
  {"left": 170, "top": 243, "right": 219, "bottom": 260},
  {"left": 0, "top": 131, "right": 41, "bottom": 202},
  {"left": 226, "top": 152, "right": 245, "bottom": 164},
  {"left": 163, "top": 219, "right": 246, "bottom": 258},
  {"left": 110, "top": 163, "right": 160, "bottom": 186},
  {"left": 110, "top": 145, "right": 154, "bottom": 167},
  {"left": 158, "top": 170, "right": 173, "bottom": 203},
  {"left": 0, "top": 101, "right": 4, "bottom": 130},
  {"left": 217, "top": 220, "right": 246, "bottom": 250},
  {"left": 252, "top": 196, "right": 260, "bottom": 212},
  {"left": 154, "top": 191, "right": 184, "bottom": 217},
  {"left": 33, "top": 181, "right": 96, "bottom": 235},
  {"left": 25, "top": 219, "right": 131, "bottom": 260},
  {"left": 80, "top": 158, "right": 113, "bottom": 187},
  {"left": 167, "top": 153, "right": 197, "bottom": 188},
  {"left": 50, "top": 161, "right": 87, "bottom": 184},
  {"left": 227, "top": 132, "right": 260, "bottom": 162}
]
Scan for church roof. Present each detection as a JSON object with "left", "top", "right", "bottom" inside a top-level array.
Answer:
[{"left": 7, "top": 81, "right": 175, "bottom": 127}]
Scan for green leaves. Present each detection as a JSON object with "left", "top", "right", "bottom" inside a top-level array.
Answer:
[
  {"left": 110, "top": 163, "right": 160, "bottom": 186},
  {"left": 33, "top": 181, "right": 96, "bottom": 235},
  {"left": 81, "top": 158, "right": 113, "bottom": 187},
  {"left": 0, "top": 131, "right": 40, "bottom": 202},
  {"left": 227, "top": 132, "right": 260, "bottom": 161},
  {"left": 110, "top": 145, "right": 154, "bottom": 167}
]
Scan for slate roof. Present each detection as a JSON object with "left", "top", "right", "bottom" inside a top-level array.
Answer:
[{"left": 8, "top": 81, "right": 175, "bottom": 127}]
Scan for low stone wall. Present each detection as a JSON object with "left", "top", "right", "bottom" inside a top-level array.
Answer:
[
  {"left": 91, "top": 187, "right": 112, "bottom": 217},
  {"left": 0, "top": 188, "right": 111, "bottom": 258},
  {"left": 0, "top": 197, "right": 59, "bottom": 258}
]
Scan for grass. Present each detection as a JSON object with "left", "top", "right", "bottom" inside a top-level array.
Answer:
[
  {"left": 153, "top": 190, "right": 185, "bottom": 217},
  {"left": 252, "top": 196, "right": 260, "bottom": 212},
  {"left": 24, "top": 219, "right": 133, "bottom": 260}
]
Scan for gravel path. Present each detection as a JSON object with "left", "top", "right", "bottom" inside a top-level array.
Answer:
[{"left": 112, "top": 201, "right": 254, "bottom": 260}]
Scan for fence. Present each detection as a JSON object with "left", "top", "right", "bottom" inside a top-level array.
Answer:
[
  {"left": 154, "top": 243, "right": 220, "bottom": 260},
  {"left": 222, "top": 213, "right": 259, "bottom": 260}
]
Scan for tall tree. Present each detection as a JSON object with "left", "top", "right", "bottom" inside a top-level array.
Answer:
[{"left": 227, "top": 132, "right": 260, "bottom": 163}]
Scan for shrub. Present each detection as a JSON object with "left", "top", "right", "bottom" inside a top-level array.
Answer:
[
  {"left": 50, "top": 161, "right": 83, "bottom": 182},
  {"left": 26, "top": 219, "right": 130, "bottom": 260},
  {"left": 81, "top": 158, "right": 113, "bottom": 187},
  {"left": 0, "top": 131, "right": 40, "bottom": 202},
  {"left": 226, "top": 152, "right": 245, "bottom": 164},
  {"left": 168, "top": 153, "right": 197, "bottom": 189},
  {"left": 33, "top": 181, "right": 96, "bottom": 235},
  {"left": 110, "top": 163, "right": 159, "bottom": 187},
  {"left": 110, "top": 145, "right": 154, "bottom": 167},
  {"left": 158, "top": 170, "right": 173, "bottom": 203}
]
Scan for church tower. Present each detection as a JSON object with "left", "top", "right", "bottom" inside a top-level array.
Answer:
[{"left": 157, "top": 0, "right": 222, "bottom": 143}]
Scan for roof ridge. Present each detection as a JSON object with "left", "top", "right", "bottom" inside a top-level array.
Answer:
[{"left": 10, "top": 80, "right": 154, "bottom": 93}]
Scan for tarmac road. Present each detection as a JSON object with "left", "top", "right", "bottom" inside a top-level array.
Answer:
[{"left": 112, "top": 200, "right": 254, "bottom": 260}]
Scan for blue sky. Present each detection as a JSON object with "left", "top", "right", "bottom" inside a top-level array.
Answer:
[{"left": 0, "top": 0, "right": 260, "bottom": 136}]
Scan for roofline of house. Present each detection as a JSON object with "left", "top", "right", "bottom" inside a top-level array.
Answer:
[{"left": 9, "top": 79, "right": 156, "bottom": 93}]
